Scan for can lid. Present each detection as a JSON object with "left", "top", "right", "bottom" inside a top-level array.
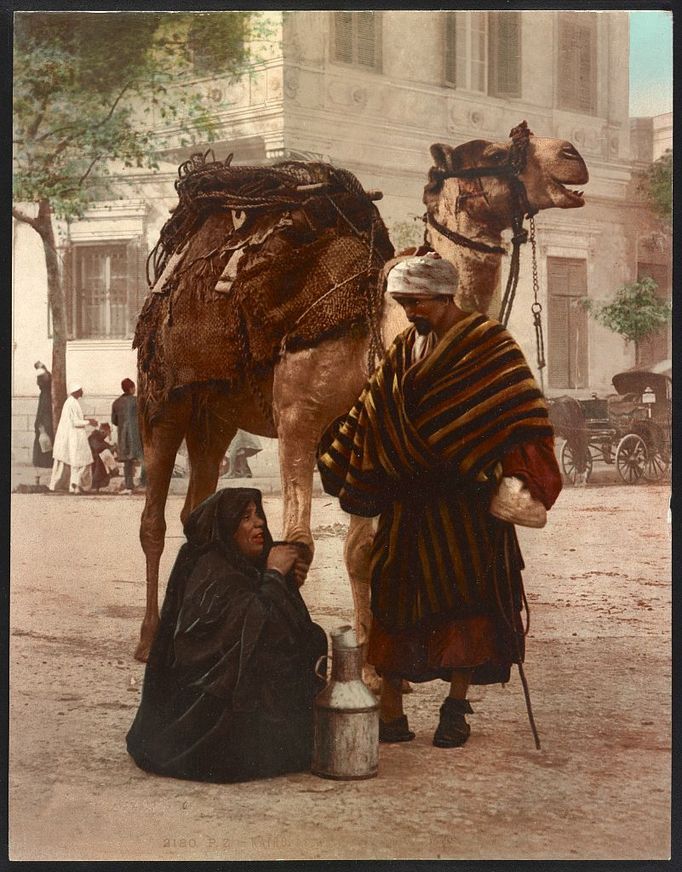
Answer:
[{"left": 331, "top": 624, "right": 357, "bottom": 648}]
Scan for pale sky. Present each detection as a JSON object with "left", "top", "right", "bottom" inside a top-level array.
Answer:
[{"left": 629, "top": 10, "right": 673, "bottom": 118}]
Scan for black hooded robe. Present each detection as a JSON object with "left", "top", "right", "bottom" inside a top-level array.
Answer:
[
  {"left": 126, "top": 488, "right": 327, "bottom": 783},
  {"left": 32, "top": 369, "right": 54, "bottom": 468}
]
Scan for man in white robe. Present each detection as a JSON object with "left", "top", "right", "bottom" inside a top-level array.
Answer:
[{"left": 49, "top": 383, "right": 98, "bottom": 494}]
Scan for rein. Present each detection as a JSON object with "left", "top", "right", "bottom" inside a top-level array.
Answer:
[{"left": 424, "top": 121, "right": 538, "bottom": 328}]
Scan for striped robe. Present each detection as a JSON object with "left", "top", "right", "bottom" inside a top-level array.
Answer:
[{"left": 318, "top": 312, "right": 554, "bottom": 634}]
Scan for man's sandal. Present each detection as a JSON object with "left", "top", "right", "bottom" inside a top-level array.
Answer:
[
  {"left": 379, "top": 714, "right": 416, "bottom": 743},
  {"left": 433, "top": 697, "right": 473, "bottom": 748}
]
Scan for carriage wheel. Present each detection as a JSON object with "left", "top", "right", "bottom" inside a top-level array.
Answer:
[
  {"left": 560, "top": 441, "right": 593, "bottom": 485},
  {"left": 643, "top": 443, "right": 670, "bottom": 482},
  {"left": 615, "top": 434, "right": 647, "bottom": 484}
]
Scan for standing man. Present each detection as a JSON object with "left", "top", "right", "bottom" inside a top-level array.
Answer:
[
  {"left": 111, "top": 378, "right": 144, "bottom": 495},
  {"left": 318, "top": 254, "right": 562, "bottom": 747},
  {"left": 32, "top": 360, "right": 54, "bottom": 469},
  {"left": 49, "top": 383, "right": 97, "bottom": 494}
]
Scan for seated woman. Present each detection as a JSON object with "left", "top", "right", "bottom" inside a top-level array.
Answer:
[{"left": 126, "top": 488, "right": 327, "bottom": 783}]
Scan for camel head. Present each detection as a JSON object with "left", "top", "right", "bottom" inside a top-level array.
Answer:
[
  {"left": 424, "top": 129, "right": 588, "bottom": 233},
  {"left": 422, "top": 124, "right": 589, "bottom": 312}
]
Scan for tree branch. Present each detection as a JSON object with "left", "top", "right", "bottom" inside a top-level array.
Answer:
[
  {"left": 12, "top": 206, "right": 39, "bottom": 230},
  {"left": 78, "top": 155, "right": 102, "bottom": 187},
  {"left": 37, "top": 80, "right": 134, "bottom": 146}
]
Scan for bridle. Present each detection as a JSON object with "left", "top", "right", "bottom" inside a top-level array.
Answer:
[{"left": 424, "top": 121, "right": 538, "bottom": 325}]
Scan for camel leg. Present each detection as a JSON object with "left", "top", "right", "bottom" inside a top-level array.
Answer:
[
  {"left": 182, "top": 392, "right": 236, "bottom": 524},
  {"left": 272, "top": 336, "right": 368, "bottom": 555},
  {"left": 273, "top": 402, "right": 317, "bottom": 556},
  {"left": 344, "top": 513, "right": 383, "bottom": 692},
  {"left": 135, "top": 396, "right": 191, "bottom": 662}
]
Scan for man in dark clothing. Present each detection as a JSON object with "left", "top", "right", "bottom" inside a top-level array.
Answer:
[
  {"left": 111, "top": 378, "right": 143, "bottom": 494},
  {"left": 318, "top": 254, "right": 562, "bottom": 748},
  {"left": 89, "top": 423, "right": 117, "bottom": 492},
  {"left": 32, "top": 361, "right": 53, "bottom": 468}
]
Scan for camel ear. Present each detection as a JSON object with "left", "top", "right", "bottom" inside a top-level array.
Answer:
[
  {"left": 430, "top": 143, "right": 455, "bottom": 171},
  {"left": 430, "top": 139, "right": 493, "bottom": 174}
]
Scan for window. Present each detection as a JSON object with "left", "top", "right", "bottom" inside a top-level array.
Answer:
[
  {"left": 636, "top": 262, "right": 670, "bottom": 366},
  {"left": 488, "top": 12, "right": 521, "bottom": 98},
  {"left": 444, "top": 11, "right": 521, "bottom": 98},
  {"left": 557, "top": 12, "right": 597, "bottom": 114},
  {"left": 64, "top": 239, "right": 148, "bottom": 340},
  {"left": 332, "top": 11, "right": 382, "bottom": 70},
  {"left": 547, "top": 257, "right": 588, "bottom": 389}
]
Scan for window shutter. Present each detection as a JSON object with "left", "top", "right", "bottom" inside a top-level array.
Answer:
[
  {"left": 576, "top": 24, "right": 594, "bottom": 113},
  {"left": 558, "top": 14, "right": 596, "bottom": 114},
  {"left": 557, "top": 19, "right": 576, "bottom": 109},
  {"left": 570, "top": 296, "right": 588, "bottom": 388},
  {"left": 444, "top": 13, "right": 457, "bottom": 85},
  {"left": 332, "top": 11, "right": 380, "bottom": 70},
  {"left": 333, "top": 12, "right": 353, "bottom": 64},
  {"left": 548, "top": 295, "right": 570, "bottom": 389},
  {"left": 548, "top": 257, "right": 588, "bottom": 389},
  {"left": 489, "top": 12, "right": 521, "bottom": 98},
  {"left": 356, "top": 11, "right": 378, "bottom": 68},
  {"left": 127, "top": 236, "right": 149, "bottom": 340}
]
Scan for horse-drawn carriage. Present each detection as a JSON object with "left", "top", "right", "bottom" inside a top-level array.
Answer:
[{"left": 559, "top": 360, "right": 672, "bottom": 485}]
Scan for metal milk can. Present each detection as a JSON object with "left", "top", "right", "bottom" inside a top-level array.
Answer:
[{"left": 311, "top": 625, "right": 379, "bottom": 780}]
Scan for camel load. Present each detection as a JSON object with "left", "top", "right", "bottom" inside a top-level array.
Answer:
[{"left": 134, "top": 151, "right": 394, "bottom": 424}]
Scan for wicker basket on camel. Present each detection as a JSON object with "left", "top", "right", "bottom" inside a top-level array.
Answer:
[{"left": 133, "top": 151, "right": 394, "bottom": 424}]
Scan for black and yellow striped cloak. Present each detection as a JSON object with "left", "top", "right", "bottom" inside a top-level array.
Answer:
[{"left": 318, "top": 312, "right": 554, "bottom": 632}]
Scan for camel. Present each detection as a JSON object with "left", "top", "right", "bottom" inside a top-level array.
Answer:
[{"left": 133, "top": 124, "right": 588, "bottom": 668}]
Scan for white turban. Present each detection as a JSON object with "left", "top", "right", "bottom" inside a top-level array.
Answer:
[
  {"left": 386, "top": 252, "right": 459, "bottom": 297},
  {"left": 69, "top": 382, "right": 83, "bottom": 394}
]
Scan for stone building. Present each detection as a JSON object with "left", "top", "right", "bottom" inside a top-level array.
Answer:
[{"left": 12, "top": 10, "right": 671, "bottom": 463}]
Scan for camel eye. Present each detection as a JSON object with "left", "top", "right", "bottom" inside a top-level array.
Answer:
[{"left": 484, "top": 148, "right": 508, "bottom": 164}]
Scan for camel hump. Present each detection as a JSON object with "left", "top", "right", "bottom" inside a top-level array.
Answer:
[{"left": 135, "top": 152, "right": 394, "bottom": 421}]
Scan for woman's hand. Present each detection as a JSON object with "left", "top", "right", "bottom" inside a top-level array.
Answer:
[
  {"left": 292, "top": 558, "right": 310, "bottom": 588},
  {"left": 266, "top": 544, "right": 300, "bottom": 577}
]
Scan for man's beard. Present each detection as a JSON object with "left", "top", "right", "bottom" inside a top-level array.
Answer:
[{"left": 412, "top": 318, "right": 432, "bottom": 336}]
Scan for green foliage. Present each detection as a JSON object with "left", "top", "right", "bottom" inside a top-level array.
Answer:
[
  {"left": 13, "top": 11, "right": 272, "bottom": 219},
  {"left": 582, "top": 277, "right": 672, "bottom": 345},
  {"left": 645, "top": 149, "right": 672, "bottom": 222}
]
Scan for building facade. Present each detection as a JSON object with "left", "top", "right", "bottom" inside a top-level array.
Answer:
[{"left": 12, "top": 10, "right": 671, "bottom": 462}]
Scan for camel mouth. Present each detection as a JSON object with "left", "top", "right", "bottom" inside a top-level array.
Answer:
[{"left": 549, "top": 176, "right": 586, "bottom": 207}]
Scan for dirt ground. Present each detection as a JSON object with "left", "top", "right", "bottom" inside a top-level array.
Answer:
[{"left": 9, "top": 479, "right": 671, "bottom": 861}]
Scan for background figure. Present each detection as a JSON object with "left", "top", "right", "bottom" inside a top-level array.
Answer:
[
  {"left": 32, "top": 361, "right": 53, "bottom": 469},
  {"left": 49, "top": 383, "right": 97, "bottom": 494},
  {"left": 89, "top": 423, "right": 118, "bottom": 492},
  {"left": 227, "top": 430, "right": 263, "bottom": 479},
  {"left": 111, "top": 378, "right": 144, "bottom": 494},
  {"left": 126, "top": 487, "right": 325, "bottom": 783}
]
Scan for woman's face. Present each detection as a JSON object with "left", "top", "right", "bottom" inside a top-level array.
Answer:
[{"left": 232, "top": 500, "right": 266, "bottom": 560}]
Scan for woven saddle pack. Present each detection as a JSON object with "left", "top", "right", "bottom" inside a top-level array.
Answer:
[{"left": 133, "top": 153, "right": 394, "bottom": 422}]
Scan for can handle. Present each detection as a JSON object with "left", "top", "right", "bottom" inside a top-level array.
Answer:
[{"left": 314, "top": 654, "right": 329, "bottom": 681}]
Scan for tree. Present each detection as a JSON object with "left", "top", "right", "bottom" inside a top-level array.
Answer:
[
  {"left": 13, "top": 11, "right": 269, "bottom": 425},
  {"left": 582, "top": 277, "right": 672, "bottom": 361},
  {"left": 642, "top": 149, "right": 672, "bottom": 224}
]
